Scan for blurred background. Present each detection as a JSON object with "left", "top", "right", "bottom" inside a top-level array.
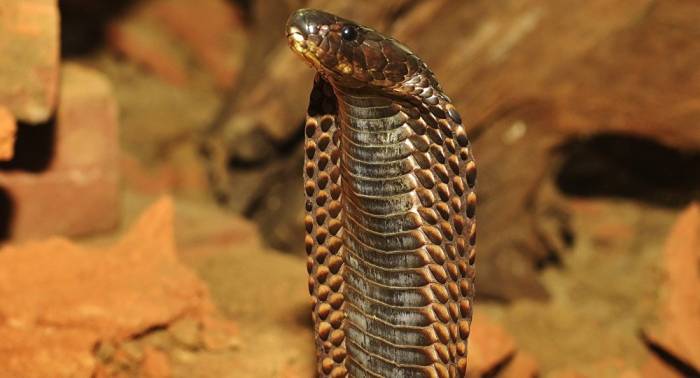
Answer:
[{"left": 0, "top": 0, "right": 698, "bottom": 377}]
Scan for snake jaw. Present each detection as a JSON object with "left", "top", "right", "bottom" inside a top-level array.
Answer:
[{"left": 287, "top": 31, "right": 323, "bottom": 70}]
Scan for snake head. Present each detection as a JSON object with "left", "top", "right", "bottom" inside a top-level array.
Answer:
[{"left": 286, "top": 8, "right": 428, "bottom": 94}]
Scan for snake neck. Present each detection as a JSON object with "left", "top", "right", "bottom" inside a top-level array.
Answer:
[
  {"left": 333, "top": 85, "right": 442, "bottom": 375},
  {"left": 334, "top": 86, "right": 416, "bottom": 221}
]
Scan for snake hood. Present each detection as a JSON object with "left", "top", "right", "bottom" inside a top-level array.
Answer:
[{"left": 286, "top": 8, "right": 443, "bottom": 98}]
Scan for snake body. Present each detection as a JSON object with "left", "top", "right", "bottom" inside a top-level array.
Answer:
[{"left": 287, "top": 9, "right": 477, "bottom": 377}]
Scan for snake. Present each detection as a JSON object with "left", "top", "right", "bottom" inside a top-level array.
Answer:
[{"left": 286, "top": 9, "right": 477, "bottom": 378}]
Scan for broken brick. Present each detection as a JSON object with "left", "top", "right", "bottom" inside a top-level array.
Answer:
[{"left": 0, "top": 63, "right": 120, "bottom": 240}]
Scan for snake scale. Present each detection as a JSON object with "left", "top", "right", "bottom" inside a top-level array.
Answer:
[{"left": 286, "top": 9, "right": 477, "bottom": 378}]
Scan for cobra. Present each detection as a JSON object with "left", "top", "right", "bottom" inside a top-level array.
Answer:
[{"left": 286, "top": 9, "right": 477, "bottom": 378}]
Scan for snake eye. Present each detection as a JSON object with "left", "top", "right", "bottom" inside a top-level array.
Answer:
[{"left": 341, "top": 25, "right": 358, "bottom": 41}]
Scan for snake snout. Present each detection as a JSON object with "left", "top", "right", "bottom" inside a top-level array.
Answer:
[
  {"left": 286, "top": 10, "right": 307, "bottom": 37},
  {"left": 286, "top": 9, "right": 316, "bottom": 39}
]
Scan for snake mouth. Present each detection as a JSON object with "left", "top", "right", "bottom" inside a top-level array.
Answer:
[
  {"left": 287, "top": 29, "right": 322, "bottom": 69},
  {"left": 287, "top": 32, "right": 306, "bottom": 52}
]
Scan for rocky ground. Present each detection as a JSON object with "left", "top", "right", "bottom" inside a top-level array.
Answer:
[{"left": 0, "top": 0, "right": 698, "bottom": 377}]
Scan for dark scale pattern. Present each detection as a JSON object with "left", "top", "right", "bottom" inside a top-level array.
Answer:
[
  {"left": 289, "top": 9, "right": 476, "bottom": 378},
  {"left": 393, "top": 95, "right": 476, "bottom": 378},
  {"left": 410, "top": 98, "right": 476, "bottom": 378}
]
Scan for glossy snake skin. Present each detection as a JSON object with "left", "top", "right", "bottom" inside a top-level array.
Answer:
[{"left": 286, "top": 9, "right": 477, "bottom": 378}]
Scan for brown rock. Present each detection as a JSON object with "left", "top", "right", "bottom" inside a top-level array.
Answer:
[
  {"left": 151, "top": 0, "right": 245, "bottom": 88},
  {"left": 0, "top": 63, "right": 120, "bottom": 240},
  {"left": 203, "top": 137, "right": 283, "bottom": 214},
  {"left": 218, "top": 0, "right": 697, "bottom": 148},
  {"left": 0, "top": 106, "right": 17, "bottom": 160},
  {"left": 249, "top": 148, "right": 305, "bottom": 252},
  {"left": 472, "top": 109, "right": 567, "bottom": 300},
  {"left": 501, "top": 351, "right": 540, "bottom": 378},
  {"left": 0, "top": 197, "right": 217, "bottom": 377},
  {"left": 140, "top": 347, "right": 172, "bottom": 378},
  {"left": 389, "top": 0, "right": 700, "bottom": 149},
  {"left": 468, "top": 313, "right": 517, "bottom": 376},
  {"left": 644, "top": 203, "right": 700, "bottom": 371},
  {"left": 107, "top": 0, "right": 245, "bottom": 88},
  {"left": 550, "top": 1, "right": 700, "bottom": 150},
  {"left": 0, "top": 0, "right": 60, "bottom": 123}
]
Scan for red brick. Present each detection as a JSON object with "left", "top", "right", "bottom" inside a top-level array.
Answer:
[
  {"left": 0, "top": 0, "right": 59, "bottom": 124},
  {"left": 0, "top": 63, "right": 120, "bottom": 240},
  {"left": 0, "top": 106, "right": 17, "bottom": 160}
]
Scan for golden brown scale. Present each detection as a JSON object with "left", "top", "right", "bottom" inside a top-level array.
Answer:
[
  {"left": 399, "top": 98, "right": 477, "bottom": 377},
  {"left": 304, "top": 75, "right": 348, "bottom": 378}
]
